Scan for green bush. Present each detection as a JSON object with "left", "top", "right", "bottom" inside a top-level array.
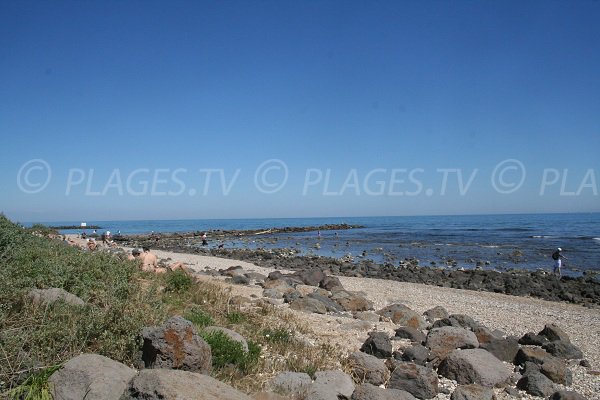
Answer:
[
  {"left": 184, "top": 306, "right": 214, "bottom": 328},
  {"left": 200, "top": 331, "right": 260, "bottom": 372},
  {"left": 262, "top": 327, "right": 291, "bottom": 343},
  {"left": 164, "top": 270, "right": 193, "bottom": 293},
  {"left": 226, "top": 311, "right": 245, "bottom": 324}
]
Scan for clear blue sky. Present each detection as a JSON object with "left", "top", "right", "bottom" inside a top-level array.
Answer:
[{"left": 1, "top": 0, "right": 599, "bottom": 222}]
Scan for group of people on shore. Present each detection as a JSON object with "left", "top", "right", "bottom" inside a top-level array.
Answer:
[{"left": 127, "top": 246, "right": 187, "bottom": 274}]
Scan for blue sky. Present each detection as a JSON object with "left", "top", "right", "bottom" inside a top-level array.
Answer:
[{"left": 1, "top": 0, "right": 599, "bottom": 222}]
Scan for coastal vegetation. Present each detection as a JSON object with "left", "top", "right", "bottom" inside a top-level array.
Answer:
[{"left": 0, "top": 215, "right": 342, "bottom": 398}]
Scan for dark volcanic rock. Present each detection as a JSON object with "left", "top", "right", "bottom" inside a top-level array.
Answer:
[
  {"left": 516, "top": 370, "right": 556, "bottom": 397},
  {"left": 377, "top": 304, "right": 428, "bottom": 330},
  {"left": 450, "top": 384, "right": 495, "bottom": 400},
  {"left": 399, "top": 344, "right": 430, "bottom": 366},
  {"left": 395, "top": 326, "right": 426, "bottom": 344},
  {"left": 425, "top": 327, "right": 479, "bottom": 361},
  {"left": 348, "top": 351, "right": 390, "bottom": 386},
  {"left": 388, "top": 361, "right": 439, "bottom": 399},
  {"left": 438, "top": 349, "right": 511, "bottom": 387},
  {"left": 361, "top": 332, "right": 393, "bottom": 359},
  {"left": 542, "top": 340, "right": 584, "bottom": 359},
  {"left": 514, "top": 347, "right": 552, "bottom": 366},
  {"left": 548, "top": 390, "right": 588, "bottom": 400},
  {"left": 351, "top": 383, "right": 417, "bottom": 400},
  {"left": 540, "top": 324, "right": 572, "bottom": 343},
  {"left": 423, "top": 306, "right": 448, "bottom": 323},
  {"left": 519, "top": 332, "right": 550, "bottom": 346},
  {"left": 541, "top": 358, "right": 573, "bottom": 385}
]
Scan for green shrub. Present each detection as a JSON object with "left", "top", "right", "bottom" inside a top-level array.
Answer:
[
  {"left": 200, "top": 331, "right": 260, "bottom": 372},
  {"left": 226, "top": 311, "right": 245, "bottom": 324},
  {"left": 184, "top": 306, "right": 214, "bottom": 328},
  {"left": 262, "top": 327, "right": 291, "bottom": 343},
  {"left": 164, "top": 270, "right": 193, "bottom": 293}
]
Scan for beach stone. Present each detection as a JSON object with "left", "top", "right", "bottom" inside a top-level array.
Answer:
[
  {"left": 289, "top": 297, "right": 327, "bottom": 314},
  {"left": 519, "top": 332, "right": 549, "bottom": 346},
  {"left": 244, "top": 272, "right": 267, "bottom": 283},
  {"left": 313, "top": 370, "right": 354, "bottom": 398},
  {"left": 49, "top": 354, "right": 136, "bottom": 400},
  {"left": 295, "top": 268, "right": 325, "bottom": 287},
  {"left": 354, "top": 311, "right": 381, "bottom": 322},
  {"left": 377, "top": 304, "right": 428, "bottom": 330},
  {"left": 269, "top": 372, "right": 312, "bottom": 396},
  {"left": 548, "top": 390, "right": 588, "bottom": 400},
  {"left": 331, "top": 289, "right": 373, "bottom": 311},
  {"left": 432, "top": 314, "right": 480, "bottom": 331},
  {"left": 262, "top": 288, "right": 284, "bottom": 299},
  {"left": 438, "top": 349, "right": 511, "bottom": 387},
  {"left": 541, "top": 358, "right": 573, "bottom": 385},
  {"left": 388, "top": 361, "right": 439, "bottom": 399},
  {"left": 516, "top": 370, "right": 556, "bottom": 397},
  {"left": 308, "top": 292, "right": 344, "bottom": 312},
  {"left": 425, "top": 327, "right": 479, "bottom": 361},
  {"left": 399, "top": 344, "right": 430, "bottom": 366},
  {"left": 450, "top": 384, "right": 495, "bottom": 400},
  {"left": 542, "top": 340, "right": 584, "bottom": 359},
  {"left": 283, "top": 290, "right": 302, "bottom": 303},
  {"left": 480, "top": 335, "right": 519, "bottom": 363},
  {"left": 121, "top": 369, "right": 252, "bottom": 400},
  {"left": 203, "top": 326, "right": 248, "bottom": 352},
  {"left": 395, "top": 326, "right": 426, "bottom": 344},
  {"left": 361, "top": 331, "right": 393, "bottom": 358},
  {"left": 540, "top": 324, "right": 571, "bottom": 343},
  {"left": 231, "top": 275, "right": 250, "bottom": 285},
  {"left": 340, "top": 320, "right": 374, "bottom": 331},
  {"left": 221, "top": 265, "right": 245, "bottom": 277},
  {"left": 348, "top": 351, "right": 390, "bottom": 386},
  {"left": 320, "top": 275, "right": 343, "bottom": 291},
  {"left": 423, "top": 306, "right": 448, "bottom": 322},
  {"left": 139, "top": 316, "right": 211, "bottom": 373},
  {"left": 263, "top": 278, "right": 294, "bottom": 292},
  {"left": 514, "top": 347, "right": 552, "bottom": 366},
  {"left": 28, "top": 288, "right": 85, "bottom": 307},
  {"left": 351, "top": 383, "right": 417, "bottom": 400}
]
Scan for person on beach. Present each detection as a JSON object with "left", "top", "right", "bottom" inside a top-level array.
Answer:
[
  {"left": 201, "top": 232, "right": 208, "bottom": 246},
  {"left": 127, "top": 248, "right": 142, "bottom": 261},
  {"left": 87, "top": 239, "right": 97, "bottom": 251},
  {"left": 552, "top": 247, "right": 567, "bottom": 277},
  {"left": 140, "top": 246, "right": 158, "bottom": 272}
]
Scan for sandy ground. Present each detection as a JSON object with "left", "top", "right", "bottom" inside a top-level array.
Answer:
[{"left": 71, "top": 236, "right": 600, "bottom": 399}]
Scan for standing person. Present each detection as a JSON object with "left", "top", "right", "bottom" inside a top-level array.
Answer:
[
  {"left": 552, "top": 247, "right": 567, "bottom": 277},
  {"left": 201, "top": 232, "right": 208, "bottom": 246}
]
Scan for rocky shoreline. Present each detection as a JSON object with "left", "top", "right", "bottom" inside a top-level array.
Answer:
[{"left": 120, "top": 236, "right": 600, "bottom": 307}]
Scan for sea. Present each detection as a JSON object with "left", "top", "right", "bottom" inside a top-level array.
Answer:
[{"left": 43, "top": 213, "right": 600, "bottom": 277}]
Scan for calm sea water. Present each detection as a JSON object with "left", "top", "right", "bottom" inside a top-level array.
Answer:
[{"left": 46, "top": 213, "right": 600, "bottom": 275}]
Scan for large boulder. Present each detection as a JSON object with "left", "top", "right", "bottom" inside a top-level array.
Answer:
[
  {"left": 548, "top": 391, "right": 588, "bottom": 400},
  {"left": 541, "top": 358, "right": 573, "bottom": 385},
  {"left": 348, "top": 351, "right": 390, "bottom": 386},
  {"left": 425, "top": 327, "right": 478, "bottom": 361},
  {"left": 438, "top": 349, "right": 511, "bottom": 387},
  {"left": 121, "top": 369, "right": 252, "bottom": 399},
  {"left": 450, "top": 384, "right": 495, "bottom": 400},
  {"left": 475, "top": 329, "right": 519, "bottom": 363},
  {"left": 320, "top": 275, "right": 343, "bottom": 291},
  {"left": 307, "top": 292, "right": 345, "bottom": 312},
  {"left": 422, "top": 306, "right": 448, "bottom": 323},
  {"left": 49, "top": 354, "right": 136, "bottom": 400},
  {"left": 351, "top": 383, "right": 416, "bottom": 400},
  {"left": 387, "top": 361, "right": 439, "bottom": 399},
  {"left": 395, "top": 327, "right": 426, "bottom": 344},
  {"left": 431, "top": 315, "right": 480, "bottom": 331},
  {"left": 399, "top": 344, "right": 430, "bottom": 366},
  {"left": 514, "top": 347, "right": 552, "bottom": 366},
  {"left": 295, "top": 269, "right": 326, "bottom": 287},
  {"left": 377, "top": 304, "right": 427, "bottom": 330},
  {"left": 360, "top": 331, "right": 393, "bottom": 359},
  {"left": 28, "top": 288, "right": 85, "bottom": 307},
  {"left": 139, "top": 316, "right": 211, "bottom": 373}
]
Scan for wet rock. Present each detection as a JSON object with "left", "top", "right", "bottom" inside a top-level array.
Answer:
[
  {"left": 387, "top": 361, "right": 439, "bottom": 399},
  {"left": 438, "top": 349, "right": 511, "bottom": 387},
  {"left": 49, "top": 354, "right": 136, "bottom": 400},
  {"left": 122, "top": 369, "right": 251, "bottom": 400},
  {"left": 377, "top": 304, "right": 428, "bottom": 330},
  {"left": 361, "top": 331, "right": 393, "bottom": 359},
  {"left": 351, "top": 383, "right": 417, "bottom": 400},
  {"left": 348, "top": 351, "right": 390, "bottom": 386},
  {"left": 516, "top": 370, "right": 556, "bottom": 397},
  {"left": 450, "top": 384, "right": 495, "bottom": 400},
  {"left": 425, "top": 327, "right": 479, "bottom": 361},
  {"left": 139, "top": 316, "right": 211, "bottom": 373}
]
